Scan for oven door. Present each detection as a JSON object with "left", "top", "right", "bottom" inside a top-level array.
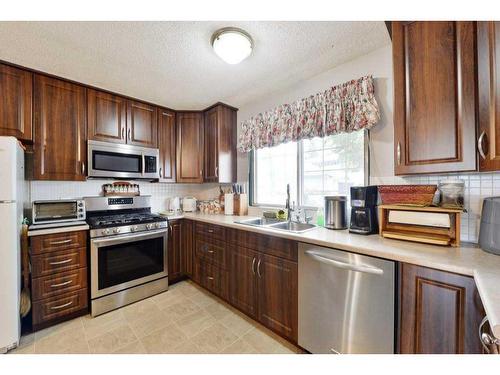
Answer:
[
  {"left": 90, "top": 229, "right": 168, "bottom": 299},
  {"left": 87, "top": 140, "right": 159, "bottom": 179}
]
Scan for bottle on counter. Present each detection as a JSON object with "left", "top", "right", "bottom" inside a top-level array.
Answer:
[{"left": 316, "top": 207, "right": 325, "bottom": 227}]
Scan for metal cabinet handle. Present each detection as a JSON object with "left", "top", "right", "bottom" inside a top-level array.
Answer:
[
  {"left": 200, "top": 169, "right": 202, "bottom": 176},
  {"left": 121, "top": 127, "right": 125, "bottom": 139},
  {"left": 478, "top": 131, "right": 487, "bottom": 160},
  {"left": 159, "top": 167, "right": 162, "bottom": 178},
  {"left": 251, "top": 257, "right": 256, "bottom": 275},
  {"left": 215, "top": 166, "right": 218, "bottom": 177},
  {"left": 49, "top": 239, "right": 72, "bottom": 245},
  {"left": 49, "top": 258, "right": 73, "bottom": 265},
  {"left": 207, "top": 229, "right": 214, "bottom": 233},
  {"left": 128, "top": 128, "right": 131, "bottom": 141},
  {"left": 50, "top": 280, "right": 73, "bottom": 288},
  {"left": 305, "top": 250, "right": 384, "bottom": 275},
  {"left": 207, "top": 250, "right": 214, "bottom": 254},
  {"left": 207, "top": 276, "right": 214, "bottom": 281},
  {"left": 257, "top": 259, "right": 262, "bottom": 278},
  {"left": 397, "top": 142, "right": 401, "bottom": 165},
  {"left": 81, "top": 162, "right": 85, "bottom": 175},
  {"left": 50, "top": 301, "right": 73, "bottom": 310}
]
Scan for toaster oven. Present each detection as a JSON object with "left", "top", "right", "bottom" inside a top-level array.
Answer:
[{"left": 32, "top": 199, "right": 86, "bottom": 225}]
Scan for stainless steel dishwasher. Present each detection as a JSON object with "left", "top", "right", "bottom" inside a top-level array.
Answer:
[{"left": 298, "top": 243, "right": 395, "bottom": 354}]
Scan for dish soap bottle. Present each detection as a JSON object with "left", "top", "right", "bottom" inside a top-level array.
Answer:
[{"left": 316, "top": 207, "right": 325, "bottom": 227}]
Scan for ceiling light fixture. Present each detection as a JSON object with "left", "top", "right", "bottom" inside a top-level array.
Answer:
[{"left": 211, "top": 27, "right": 253, "bottom": 65}]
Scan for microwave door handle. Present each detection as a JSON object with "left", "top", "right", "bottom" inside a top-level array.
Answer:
[{"left": 305, "top": 250, "right": 384, "bottom": 275}]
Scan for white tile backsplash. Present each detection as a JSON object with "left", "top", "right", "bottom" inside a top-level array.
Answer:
[
  {"left": 371, "top": 172, "right": 500, "bottom": 243},
  {"left": 29, "top": 179, "right": 222, "bottom": 214}
]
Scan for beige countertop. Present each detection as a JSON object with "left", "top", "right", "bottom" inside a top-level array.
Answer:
[{"left": 181, "top": 212, "right": 500, "bottom": 338}]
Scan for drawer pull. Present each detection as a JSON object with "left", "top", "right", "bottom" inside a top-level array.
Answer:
[
  {"left": 50, "top": 280, "right": 73, "bottom": 288},
  {"left": 49, "top": 239, "right": 73, "bottom": 245},
  {"left": 50, "top": 301, "right": 73, "bottom": 310},
  {"left": 49, "top": 258, "right": 73, "bottom": 265},
  {"left": 207, "top": 250, "right": 214, "bottom": 254},
  {"left": 207, "top": 276, "right": 214, "bottom": 281},
  {"left": 207, "top": 229, "right": 214, "bottom": 233}
]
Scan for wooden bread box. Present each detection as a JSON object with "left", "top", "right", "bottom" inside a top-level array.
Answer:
[{"left": 378, "top": 205, "right": 463, "bottom": 247}]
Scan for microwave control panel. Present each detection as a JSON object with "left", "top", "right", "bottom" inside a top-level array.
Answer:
[{"left": 144, "top": 156, "right": 157, "bottom": 173}]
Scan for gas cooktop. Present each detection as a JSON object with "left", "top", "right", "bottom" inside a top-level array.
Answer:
[{"left": 87, "top": 213, "right": 166, "bottom": 229}]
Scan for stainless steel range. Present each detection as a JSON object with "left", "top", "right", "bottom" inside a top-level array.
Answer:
[{"left": 84, "top": 195, "right": 169, "bottom": 317}]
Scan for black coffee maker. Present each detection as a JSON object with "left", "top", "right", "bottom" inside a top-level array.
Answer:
[{"left": 349, "top": 186, "right": 378, "bottom": 235}]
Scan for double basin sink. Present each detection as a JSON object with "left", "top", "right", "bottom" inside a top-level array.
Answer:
[{"left": 235, "top": 217, "right": 317, "bottom": 233}]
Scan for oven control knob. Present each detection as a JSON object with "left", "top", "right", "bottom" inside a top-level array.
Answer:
[
  {"left": 102, "top": 228, "right": 110, "bottom": 236},
  {"left": 155, "top": 222, "right": 161, "bottom": 229},
  {"left": 146, "top": 224, "right": 154, "bottom": 230},
  {"left": 113, "top": 228, "right": 121, "bottom": 234},
  {"left": 130, "top": 225, "right": 138, "bottom": 232}
]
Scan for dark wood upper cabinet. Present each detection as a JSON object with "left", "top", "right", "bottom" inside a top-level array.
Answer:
[
  {"left": 33, "top": 75, "right": 86, "bottom": 181},
  {"left": 168, "top": 219, "right": 183, "bottom": 284},
  {"left": 126, "top": 100, "right": 157, "bottom": 148},
  {"left": 203, "top": 104, "right": 237, "bottom": 183},
  {"left": 399, "top": 263, "right": 484, "bottom": 354},
  {"left": 158, "top": 108, "right": 176, "bottom": 182},
  {"left": 87, "top": 89, "right": 127, "bottom": 144},
  {"left": 176, "top": 112, "right": 204, "bottom": 183},
  {"left": 477, "top": 21, "right": 500, "bottom": 171},
  {"left": 230, "top": 246, "right": 259, "bottom": 318},
  {"left": 392, "top": 21, "right": 476, "bottom": 175},
  {"left": 0, "top": 64, "right": 33, "bottom": 142},
  {"left": 257, "top": 253, "right": 298, "bottom": 342}
]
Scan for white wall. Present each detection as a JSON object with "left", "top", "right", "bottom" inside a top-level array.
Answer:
[
  {"left": 236, "top": 44, "right": 500, "bottom": 243},
  {"left": 237, "top": 44, "right": 395, "bottom": 183}
]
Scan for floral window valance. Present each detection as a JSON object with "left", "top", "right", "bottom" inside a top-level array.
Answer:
[{"left": 237, "top": 75, "right": 380, "bottom": 152}]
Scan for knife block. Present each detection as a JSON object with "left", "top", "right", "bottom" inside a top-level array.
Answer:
[{"left": 233, "top": 194, "right": 248, "bottom": 216}]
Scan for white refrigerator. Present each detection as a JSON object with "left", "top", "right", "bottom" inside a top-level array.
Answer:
[{"left": 0, "top": 136, "right": 24, "bottom": 353}]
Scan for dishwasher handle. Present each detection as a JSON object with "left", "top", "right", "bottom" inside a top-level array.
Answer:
[{"left": 305, "top": 250, "right": 384, "bottom": 275}]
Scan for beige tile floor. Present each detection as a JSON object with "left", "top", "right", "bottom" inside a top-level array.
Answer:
[{"left": 10, "top": 280, "right": 302, "bottom": 354}]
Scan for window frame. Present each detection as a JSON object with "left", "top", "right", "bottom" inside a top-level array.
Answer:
[{"left": 249, "top": 130, "right": 370, "bottom": 208}]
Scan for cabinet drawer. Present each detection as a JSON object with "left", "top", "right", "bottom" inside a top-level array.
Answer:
[
  {"left": 227, "top": 228, "right": 297, "bottom": 261},
  {"left": 32, "top": 268, "right": 87, "bottom": 302},
  {"left": 195, "top": 238, "right": 227, "bottom": 268},
  {"left": 198, "top": 262, "right": 228, "bottom": 301},
  {"left": 31, "top": 248, "right": 87, "bottom": 278},
  {"left": 32, "top": 288, "right": 88, "bottom": 325},
  {"left": 195, "top": 222, "right": 226, "bottom": 241},
  {"left": 31, "top": 231, "right": 87, "bottom": 255}
]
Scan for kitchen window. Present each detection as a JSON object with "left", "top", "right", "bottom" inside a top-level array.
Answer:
[{"left": 250, "top": 130, "right": 368, "bottom": 208}]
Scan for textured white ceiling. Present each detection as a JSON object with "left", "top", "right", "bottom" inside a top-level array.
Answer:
[{"left": 0, "top": 21, "right": 390, "bottom": 109}]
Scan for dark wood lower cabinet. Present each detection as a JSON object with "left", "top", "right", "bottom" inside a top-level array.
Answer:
[
  {"left": 168, "top": 220, "right": 183, "bottom": 284},
  {"left": 399, "top": 263, "right": 485, "bottom": 354},
  {"left": 257, "top": 253, "right": 298, "bottom": 342},
  {"left": 181, "top": 220, "right": 194, "bottom": 277},
  {"left": 230, "top": 246, "right": 259, "bottom": 318}
]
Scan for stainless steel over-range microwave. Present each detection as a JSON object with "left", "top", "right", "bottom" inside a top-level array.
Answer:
[{"left": 87, "top": 140, "right": 159, "bottom": 180}]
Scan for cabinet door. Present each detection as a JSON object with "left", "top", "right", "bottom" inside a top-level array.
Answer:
[
  {"left": 478, "top": 21, "right": 500, "bottom": 171},
  {"left": 33, "top": 75, "right": 86, "bottom": 181},
  {"left": 87, "top": 89, "right": 126, "bottom": 144},
  {"left": 181, "top": 220, "right": 193, "bottom": 277},
  {"left": 158, "top": 108, "right": 176, "bottom": 182},
  {"left": 229, "top": 246, "right": 259, "bottom": 318},
  {"left": 168, "top": 220, "right": 182, "bottom": 284},
  {"left": 126, "top": 100, "right": 157, "bottom": 148},
  {"left": 204, "top": 107, "right": 219, "bottom": 182},
  {"left": 176, "top": 112, "right": 204, "bottom": 183},
  {"left": 399, "top": 263, "right": 485, "bottom": 354},
  {"left": 257, "top": 253, "right": 298, "bottom": 342},
  {"left": 0, "top": 64, "right": 32, "bottom": 141},
  {"left": 392, "top": 21, "right": 476, "bottom": 174}
]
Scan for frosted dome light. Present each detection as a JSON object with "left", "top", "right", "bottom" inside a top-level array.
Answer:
[{"left": 211, "top": 28, "right": 253, "bottom": 65}]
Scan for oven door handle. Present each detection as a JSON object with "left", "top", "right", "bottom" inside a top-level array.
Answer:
[{"left": 91, "top": 229, "right": 168, "bottom": 245}]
